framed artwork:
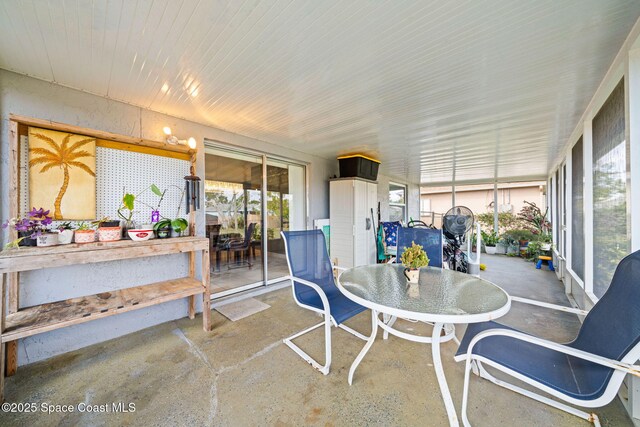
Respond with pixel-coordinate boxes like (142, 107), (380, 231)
(28, 127), (96, 220)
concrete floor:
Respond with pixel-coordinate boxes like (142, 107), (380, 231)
(0, 255), (633, 426)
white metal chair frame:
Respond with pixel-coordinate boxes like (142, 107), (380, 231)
(455, 297), (640, 427)
(281, 235), (367, 375)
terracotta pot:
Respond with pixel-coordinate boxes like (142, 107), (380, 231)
(74, 230), (96, 243)
(98, 226), (121, 242)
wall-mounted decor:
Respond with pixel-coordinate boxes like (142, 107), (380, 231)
(28, 127), (96, 220)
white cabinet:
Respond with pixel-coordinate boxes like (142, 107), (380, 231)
(329, 178), (378, 268)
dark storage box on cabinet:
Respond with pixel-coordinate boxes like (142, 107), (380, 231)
(337, 155), (380, 181)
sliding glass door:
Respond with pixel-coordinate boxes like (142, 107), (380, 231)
(205, 145), (306, 296)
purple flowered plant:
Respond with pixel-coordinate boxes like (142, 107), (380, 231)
(2, 207), (53, 240)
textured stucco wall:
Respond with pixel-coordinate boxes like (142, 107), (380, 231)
(0, 69), (336, 365)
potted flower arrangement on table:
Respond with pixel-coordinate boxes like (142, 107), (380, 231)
(2, 207), (53, 248)
(74, 221), (96, 243)
(401, 241), (430, 283)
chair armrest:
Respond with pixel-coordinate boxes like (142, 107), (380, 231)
(465, 328), (640, 378)
(288, 275), (331, 314)
(510, 296), (589, 316)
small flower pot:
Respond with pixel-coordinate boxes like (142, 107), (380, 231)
(36, 233), (59, 247)
(155, 226), (172, 239)
(56, 229), (74, 245)
(403, 268), (420, 284)
(17, 231), (37, 247)
(98, 226), (122, 242)
(485, 245), (497, 255)
(100, 220), (121, 228)
(74, 230), (96, 244)
(541, 243), (551, 251)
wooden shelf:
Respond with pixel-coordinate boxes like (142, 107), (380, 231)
(3, 277), (203, 342)
(0, 237), (209, 273)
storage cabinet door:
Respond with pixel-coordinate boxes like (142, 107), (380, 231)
(330, 180), (354, 268)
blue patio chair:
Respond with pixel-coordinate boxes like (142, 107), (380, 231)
(281, 230), (368, 375)
(396, 227), (444, 268)
(455, 250), (640, 426)
(384, 227), (455, 341)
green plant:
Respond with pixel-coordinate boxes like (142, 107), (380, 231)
(153, 219), (171, 230)
(75, 221), (94, 231)
(477, 211), (528, 234)
(171, 218), (189, 234)
(400, 241), (430, 270)
(518, 201), (552, 241)
(57, 221), (75, 231)
(481, 230), (498, 247)
(117, 192), (136, 223)
(525, 241), (544, 261)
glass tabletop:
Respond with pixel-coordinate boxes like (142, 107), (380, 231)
(337, 264), (510, 323)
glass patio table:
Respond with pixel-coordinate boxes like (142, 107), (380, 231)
(337, 264), (510, 427)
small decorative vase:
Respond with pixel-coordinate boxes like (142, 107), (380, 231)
(56, 229), (74, 244)
(74, 230), (96, 244)
(36, 233), (59, 247)
(155, 226), (171, 239)
(98, 226), (122, 242)
(404, 268), (420, 284)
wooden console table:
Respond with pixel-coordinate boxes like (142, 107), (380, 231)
(0, 236), (211, 401)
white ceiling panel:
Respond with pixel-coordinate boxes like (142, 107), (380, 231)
(1, 0), (638, 184)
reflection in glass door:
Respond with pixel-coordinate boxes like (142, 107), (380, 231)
(205, 149), (264, 295)
(265, 159), (306, 282)
(205, 145), (306, 297)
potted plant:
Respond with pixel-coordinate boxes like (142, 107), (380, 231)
(525, 241), (544, 261)
(481, 230), (498, 255)
(56, 221), (75, 244)
(74, 221), (96, 243)
(117, 192), (136, 239)
(36, 229), (59, 247)
(401, 241), (430, 284)
(2, 207), (53, 248)
(93, 217), (122, 242)
(153, 219), (172, 239)
(170, 218), (189, 237)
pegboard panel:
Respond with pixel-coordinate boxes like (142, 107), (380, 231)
(20, 143), (190, 225)
(96, 147), (189, 224)
(19, 135), (29, 215)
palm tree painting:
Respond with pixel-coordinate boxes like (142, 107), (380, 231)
(28, 127), (96, 220)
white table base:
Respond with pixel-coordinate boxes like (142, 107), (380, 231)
(348, 310), (460, 426)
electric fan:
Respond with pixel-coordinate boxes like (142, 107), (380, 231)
(442, 206), (474, 272)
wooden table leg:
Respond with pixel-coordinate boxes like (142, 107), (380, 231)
(188, 251), (196, 319)
(1, 273), (5, 400)
(6, 272), (18, 376)
(5, 342), (17, 377)
(202, 248), (211, 331)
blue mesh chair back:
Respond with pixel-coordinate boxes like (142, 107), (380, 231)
(562, 250), (640, 394)
(281, 230), (340, 307)
(456, 249), (640, 402)
(396, 227), (443, 268)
